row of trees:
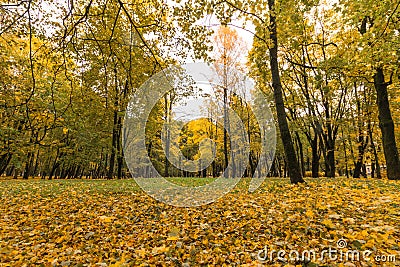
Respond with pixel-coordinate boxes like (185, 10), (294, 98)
(173, 0), (400, 181)
(0, 0), (168, 178)
(1, 0), (400, 180)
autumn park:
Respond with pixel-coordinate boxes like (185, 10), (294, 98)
(1, 0), (400, 266)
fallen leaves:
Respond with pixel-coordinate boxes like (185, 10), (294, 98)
(0, 178), (399, 266)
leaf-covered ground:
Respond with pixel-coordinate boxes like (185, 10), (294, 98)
(0, 178), (399, 267)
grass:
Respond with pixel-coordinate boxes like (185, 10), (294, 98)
(1, 176), (399, 196)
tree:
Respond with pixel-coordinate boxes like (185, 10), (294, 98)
(174, 0), (305, 183)
(56, 0), (171, 178)
(266, 0), (304, 183)
(278, 4), (351, 178)
(339, 0), (400, 179)
(212, 26), (247, 177)
(0, 0), (174, 179)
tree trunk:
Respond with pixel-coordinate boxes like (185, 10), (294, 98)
(353, 82), (369, 178)
(320, 129), (336, 178)
(7, 165), (14, 177)
(0, 153), (12, 176)
(353, 131), (368, 178)
(267, 0), (304, 184)
(342, 131), (349, 178)
(49, 149), (61, 180)
(223, 78), (229, 177)
(249, 152), (256, 177)
(108, 109), (118, 179)
(311, 135), (320, 178)
(23, 151), (34, 179)
(374, 67), (400, 180)
(164, 94), (172, 177)
(33, 149), (39, 177)
(117, 115), (123, 179)
(295, 132), (305, 176)
(368, 122), (381, 178)
(325, 141), (335, 177)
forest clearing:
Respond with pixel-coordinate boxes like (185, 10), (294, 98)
(2, 0), (400, 266)
(0, 178), (399, 266)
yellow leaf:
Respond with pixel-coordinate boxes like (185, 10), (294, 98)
(305, 210), (314, 217)
(152, 245), (168, 255)
(109, 260), (126, 267)
(364, 239), (375, 249)
(343, 218), (355, 224)
(55, 236), (65, 244)
(99, 215), (115, 223)
(135, 248), (146, 258)
(322, 219), (335, 229)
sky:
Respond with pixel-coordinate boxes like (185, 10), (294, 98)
(163, 1), (257, 122)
